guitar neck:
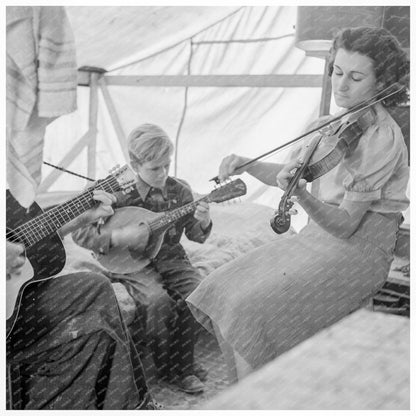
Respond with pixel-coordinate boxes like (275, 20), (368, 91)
(149, 195), (210, 233)
(11, 177), (121, 248)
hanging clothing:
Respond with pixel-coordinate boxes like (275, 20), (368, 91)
(6, 6), (77, 207)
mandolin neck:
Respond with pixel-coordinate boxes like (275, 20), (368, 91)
(149, 195), (210, 233)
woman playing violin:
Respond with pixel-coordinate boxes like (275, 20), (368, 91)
(186, 26), (409, 380)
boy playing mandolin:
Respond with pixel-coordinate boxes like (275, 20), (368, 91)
(72, 123), (212, 394)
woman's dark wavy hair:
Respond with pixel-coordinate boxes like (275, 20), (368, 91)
(327, 26), (409, 107)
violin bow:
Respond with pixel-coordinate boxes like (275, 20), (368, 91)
(210, 82), (406, 184)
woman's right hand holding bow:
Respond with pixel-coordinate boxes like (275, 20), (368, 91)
(218, 154), (251, 182)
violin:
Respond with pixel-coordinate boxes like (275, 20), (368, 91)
(269, 107), (376, 234)
(210, 82), (405, 235)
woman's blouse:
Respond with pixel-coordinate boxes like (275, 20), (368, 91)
(301, 103), (409, 214)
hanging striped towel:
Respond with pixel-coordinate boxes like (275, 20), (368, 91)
(6, 6), (77, 207)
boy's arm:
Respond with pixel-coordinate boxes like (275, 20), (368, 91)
(177, 182), (212, 243)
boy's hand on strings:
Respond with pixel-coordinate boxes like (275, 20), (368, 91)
(194, 201), (211, 229)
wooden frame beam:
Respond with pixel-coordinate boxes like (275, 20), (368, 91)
(102, 74), (323, 88)
(98, 77), (129, 161)
(87, 73), (100, 179)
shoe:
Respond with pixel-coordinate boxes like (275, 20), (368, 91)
(135, 395), (164, 410)
(144, 400), (164, 410)
(193, 363), (208, 381)
(174, 374), (205, 394)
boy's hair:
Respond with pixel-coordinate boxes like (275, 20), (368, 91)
(327, 26), (409, 107)
(127, 123), (174, 164)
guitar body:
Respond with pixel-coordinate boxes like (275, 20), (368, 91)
(6, 165), (137, 339)
(6, 190), (66, 336)
(96, 206), (168, 274)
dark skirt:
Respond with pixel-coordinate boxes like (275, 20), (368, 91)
(7, 272), (149, 409)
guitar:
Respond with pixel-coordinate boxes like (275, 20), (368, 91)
(96, 178), (247, 274)
(6, 165), (136, 338)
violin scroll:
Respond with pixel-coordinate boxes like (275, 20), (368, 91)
(270, 195), (293, 234)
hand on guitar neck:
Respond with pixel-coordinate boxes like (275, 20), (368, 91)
(6, 164), (137, 338)
(58, 190), (117, 238)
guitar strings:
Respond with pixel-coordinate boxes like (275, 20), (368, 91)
(6, 178), (115, 245)
(7, 176), (119, 245)
(10, 177), (233, 246)
(7, 175), (122, 247)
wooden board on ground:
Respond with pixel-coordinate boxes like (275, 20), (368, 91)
(204, 309), (409, 410)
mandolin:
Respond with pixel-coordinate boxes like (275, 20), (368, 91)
(96, 178), (247, 274)
(6, 165), (136, 338)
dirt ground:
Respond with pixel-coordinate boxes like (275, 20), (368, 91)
(147, 329), (230, 410)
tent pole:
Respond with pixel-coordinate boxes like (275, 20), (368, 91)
(319, 57), (332, 116)
(311, 57), (332, 203)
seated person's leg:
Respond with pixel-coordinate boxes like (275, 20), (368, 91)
(112, 267), (175, 379)
(161, 264), (206, 391)
(212, 322), (254, 384)
(7, 272), (149, 410)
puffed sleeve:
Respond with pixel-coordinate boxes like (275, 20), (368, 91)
(342, 121), (407, 202)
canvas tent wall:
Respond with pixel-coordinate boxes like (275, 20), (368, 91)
(40, 6), (324, 226)
(40, 5), (409, 231)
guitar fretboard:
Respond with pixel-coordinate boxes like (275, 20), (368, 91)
(149, 195), (210, 233)
(8, 176), (121, 248)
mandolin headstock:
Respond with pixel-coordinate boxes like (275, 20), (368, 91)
(208, 178), (247, 203)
